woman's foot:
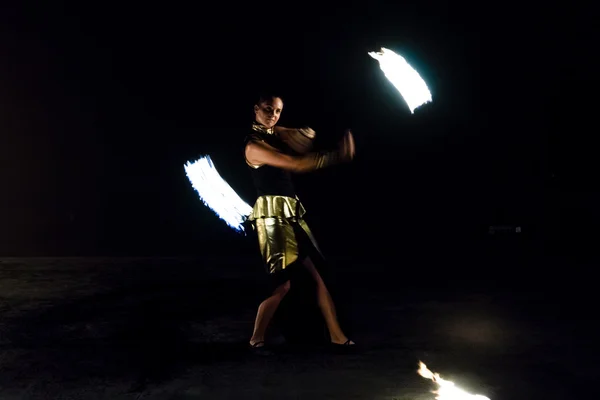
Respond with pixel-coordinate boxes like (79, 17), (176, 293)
(331, 339), (355, 346)
(329, 338), (357, 353)
(330, 334), (356, 346)
(248, 340), (273, 356)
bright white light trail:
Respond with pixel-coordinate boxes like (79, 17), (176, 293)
(368, 47), (432, 113)
(184, 155), (252, 232)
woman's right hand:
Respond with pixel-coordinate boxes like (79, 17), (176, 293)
(338, 129), (356, 162)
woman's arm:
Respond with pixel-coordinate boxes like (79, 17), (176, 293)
(274, 126), (316, 154)
(274, 126), (316, 139)
(245, 130), (355, 173)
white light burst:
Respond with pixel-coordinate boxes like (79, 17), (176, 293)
(184, 155), (252, 232)
(368, 47), (432, 113)
(418, 362), (491, 400)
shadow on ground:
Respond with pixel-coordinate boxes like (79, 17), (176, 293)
(0, 257), (356, 394)
(0, 256), (597, 399)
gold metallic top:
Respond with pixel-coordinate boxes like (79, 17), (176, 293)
(248, 195), (306, 221)
(252, 122), (274, 135)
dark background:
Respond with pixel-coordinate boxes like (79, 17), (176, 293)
(0, 2), (597, 270)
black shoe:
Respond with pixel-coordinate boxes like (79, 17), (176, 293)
(249, 341), (274, 356)
(328, 339), (358, 354)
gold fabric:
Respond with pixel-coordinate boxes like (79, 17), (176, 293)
(248, 195), (306, 220)
(249, 195), (322, 275)
(252, 122), (274, 135)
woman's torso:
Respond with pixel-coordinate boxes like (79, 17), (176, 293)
(245, 123), (296, 199)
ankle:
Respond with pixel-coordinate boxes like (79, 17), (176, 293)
(250, 337), (265, 346)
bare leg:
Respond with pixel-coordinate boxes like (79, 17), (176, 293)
(302, 257), (355, 345)
(249, 280), (291, 346)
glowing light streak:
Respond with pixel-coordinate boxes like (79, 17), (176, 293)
(418, 361), (491, 400)
(184, 155), (252, 232)
(368, 47), (432, 113)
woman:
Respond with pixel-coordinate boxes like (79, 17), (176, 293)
(244, 93), (356, 351)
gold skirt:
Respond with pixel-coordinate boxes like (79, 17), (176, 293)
(248, 195), (322, 275)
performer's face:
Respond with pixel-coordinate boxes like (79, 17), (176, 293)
(254, 97), (283, 129)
